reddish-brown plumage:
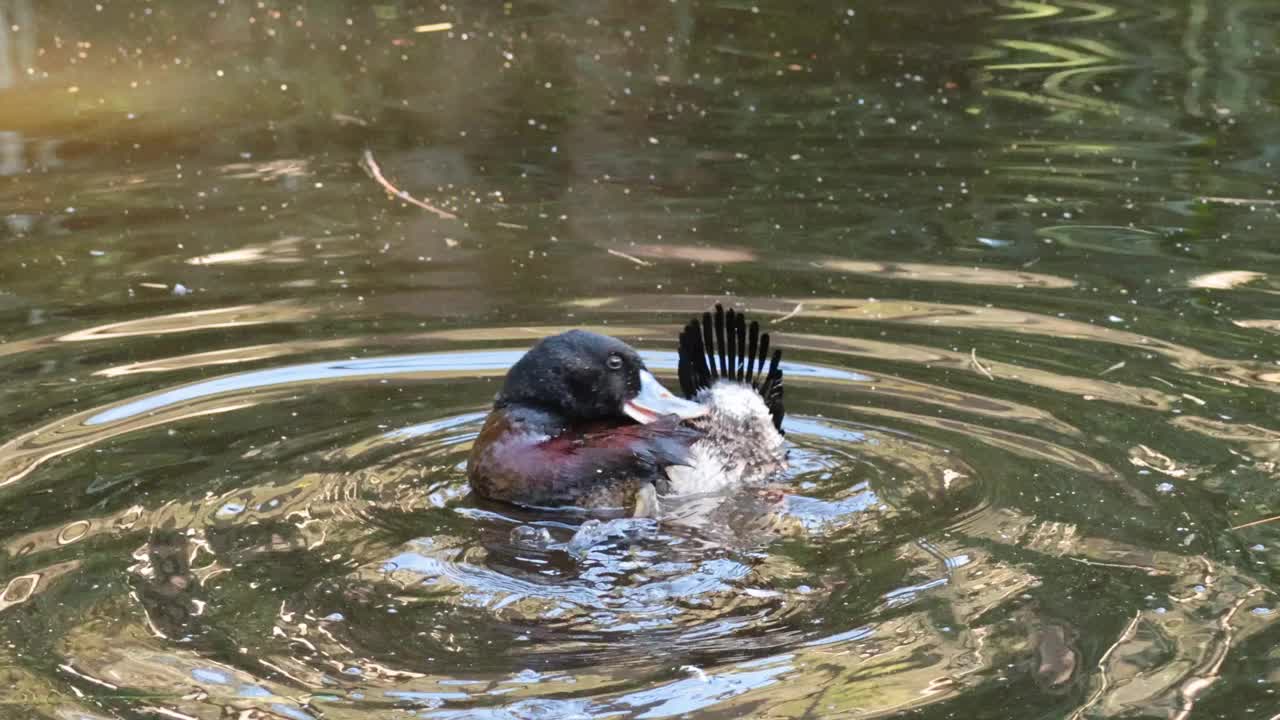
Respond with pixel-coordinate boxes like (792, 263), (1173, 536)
(467, 405), (701, 511)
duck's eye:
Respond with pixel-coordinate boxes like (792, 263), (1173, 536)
(606, 354), (624, 371)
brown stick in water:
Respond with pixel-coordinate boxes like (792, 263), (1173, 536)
(771, 303), (804, 324)
(606, 248), (652, 266)
(361, 149), (456, 220)
(971, 348), (995, 380)
(1230, 514), (1280, 531)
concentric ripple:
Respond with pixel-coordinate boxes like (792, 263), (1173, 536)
(3, 286), (1273, 720)
(0, 318), (1002, 714)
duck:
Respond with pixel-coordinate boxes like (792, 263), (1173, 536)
(466, 305), (787, 515)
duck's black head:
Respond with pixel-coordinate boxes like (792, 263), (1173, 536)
(497, 329), (705, 424)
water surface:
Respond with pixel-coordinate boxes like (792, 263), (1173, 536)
(1, 1), (1278, 718)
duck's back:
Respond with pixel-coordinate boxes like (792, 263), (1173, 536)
(666, 305), (788, 496)
(666, 381), (786, 495)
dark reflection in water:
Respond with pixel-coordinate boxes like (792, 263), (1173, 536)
(1, 0), (1279, 718)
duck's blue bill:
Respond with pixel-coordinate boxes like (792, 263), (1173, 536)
(624, 370), (709, 423)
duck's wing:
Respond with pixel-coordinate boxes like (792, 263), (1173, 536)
(677, 303), (785, 430)
(469, 411), (702, 506)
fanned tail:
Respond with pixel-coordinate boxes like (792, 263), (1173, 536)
(677, 303), (785, 431)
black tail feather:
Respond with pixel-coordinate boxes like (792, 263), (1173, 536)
(676, 303), (785, 431)
(737, 312), (747, 381)
(701, 311), (715, 380)
(760, 348), (784, 427)
(713, 306), (727, 376)
(725, 307), (737, 381)
(756, 332), (770, 389)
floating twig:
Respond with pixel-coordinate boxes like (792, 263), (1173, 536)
(1100, 361), (1125, 376)
(1199, 196), (1280, 206)
(1230, 515), (1280, 531)
(771, 303), (804, 324)
(1067, 556), (1165, 574)
(360, 149), (456, 220)
(606, 248), (651, 266)
(331, 112), (369, 127)
(970, 348), (995, 380)
(1068, 610), (1142, 720)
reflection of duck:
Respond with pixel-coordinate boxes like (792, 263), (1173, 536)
(467, 305), (786, 515)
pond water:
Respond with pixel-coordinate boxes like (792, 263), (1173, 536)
(1, 1), (1278, 718)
